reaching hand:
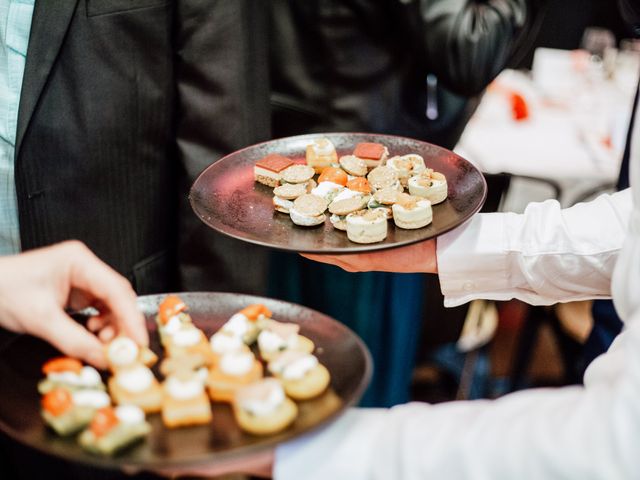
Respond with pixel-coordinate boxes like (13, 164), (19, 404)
(301, 239), (438, 274)
(0, 241), (147, 368)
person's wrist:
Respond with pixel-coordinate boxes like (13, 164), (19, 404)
(432, 238), (439, 274)
(409, 239), (437, 274)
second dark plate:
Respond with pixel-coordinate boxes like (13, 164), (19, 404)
(0, 292), (371, 470)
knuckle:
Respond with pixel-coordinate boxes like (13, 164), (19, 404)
(62, 239), (89, 255)
(116, 276), (136, 296)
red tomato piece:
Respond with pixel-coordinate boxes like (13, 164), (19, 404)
(158, 295), (187, 325)
(42, 388), (74, 417)
(239, 304), (272, 322)
(510, 92), (529, 121)
(318, 167), (348, 186)
(90, 407), (119, 437)
(42, 357), (83, 375)
(256, 154), (295, 173)
(354, 143), (385, 160)
(346, 177), (372, 193)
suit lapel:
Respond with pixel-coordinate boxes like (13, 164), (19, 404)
(15, 0), (79, 157)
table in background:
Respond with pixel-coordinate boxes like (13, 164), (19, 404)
(456, 47), (639, 210)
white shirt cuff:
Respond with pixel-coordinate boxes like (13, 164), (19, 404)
(274, 408), (386, 480)
(437, 212), (525, 307)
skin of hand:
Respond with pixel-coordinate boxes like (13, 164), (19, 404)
(301, 238), (438, 273)
(0, 240), (147, 368)
(142, 448), (274, 479)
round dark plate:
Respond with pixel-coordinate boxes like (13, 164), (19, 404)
(0, 292), (372, 469)
(190, 132), (487, 253)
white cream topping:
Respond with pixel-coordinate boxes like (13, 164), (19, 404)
(172, 327), (202, 347)
(163, 315), (183, 336)
(238, 380), (286, 417)
(311, 181), (343, 199)
(210, 331), (245, 355)
(281, 355), (319, 380)
(222, 313), (252, 337)
(116, 365), (154, 393)
(269, 351), (319, 380)
(196, 367), (209, 383)
(72, 390), (111, 409)
(115, 405), (145, 424)
(332, 188), (361, 203)
(165, 375), (204, 400)
(311, 138), (335, 157)
(107, 337), (139, 367)
(258, 329), (299, 354)
(79, 367), (103, 386)
(220, 351), (255, 376)
(48, 366), (102, 388)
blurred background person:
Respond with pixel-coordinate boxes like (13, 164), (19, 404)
(266, 0), (544, 407)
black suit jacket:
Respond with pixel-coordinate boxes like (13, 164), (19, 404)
(2, 3), (270, 478)
(15, 0), (271, 295)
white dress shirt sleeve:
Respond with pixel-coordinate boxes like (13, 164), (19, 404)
(437, 189), (633, 307)
(275, 316), (640, 480)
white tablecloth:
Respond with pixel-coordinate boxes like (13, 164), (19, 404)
(455, 49), (639, 208)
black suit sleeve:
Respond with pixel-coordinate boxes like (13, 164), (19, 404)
(174, 0), (270, 180)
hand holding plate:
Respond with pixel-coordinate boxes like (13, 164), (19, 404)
(301, 238), (438, 273)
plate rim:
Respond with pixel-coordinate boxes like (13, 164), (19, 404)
(189, 132), (488, 254)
